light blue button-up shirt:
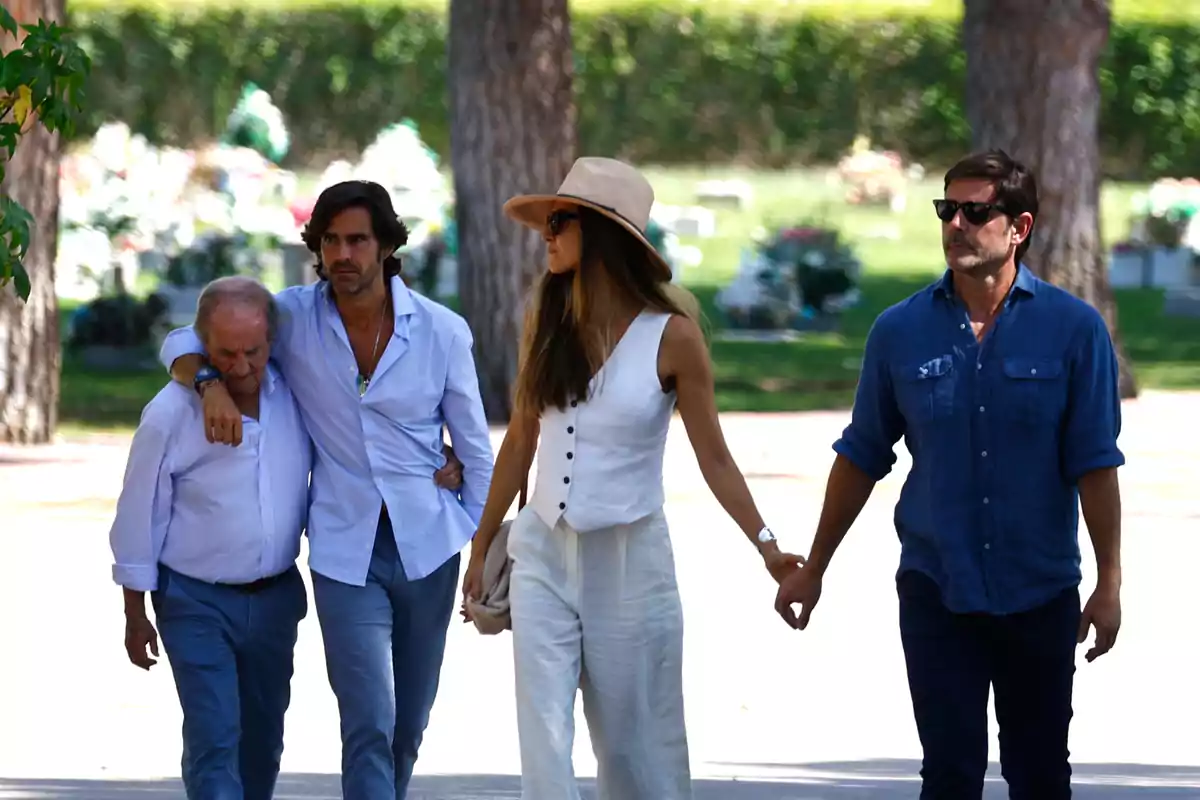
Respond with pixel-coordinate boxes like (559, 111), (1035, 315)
(110, 366), (313, 591)
(159, 277), (495, 586)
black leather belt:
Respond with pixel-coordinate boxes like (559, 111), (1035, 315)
(219, 567), (294, 593)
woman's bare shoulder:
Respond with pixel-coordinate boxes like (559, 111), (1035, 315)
(662, 312), (705, 350)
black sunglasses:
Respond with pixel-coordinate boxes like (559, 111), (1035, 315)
(933, 199), (1009, 226)
(546, 210), (579, 236)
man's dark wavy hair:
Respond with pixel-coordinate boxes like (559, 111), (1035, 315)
(301, 180), (410, 282)
(944, 149), (1039, 262)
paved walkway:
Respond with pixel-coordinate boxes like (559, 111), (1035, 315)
(1, 392), (1197, 798)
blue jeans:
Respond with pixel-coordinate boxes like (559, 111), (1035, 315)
(152, 564), (307, 800)
(898, 570), (1080, 800)
(312, 511), (460, 800)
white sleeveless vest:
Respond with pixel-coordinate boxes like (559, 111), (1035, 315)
(531, 311), (675, 532)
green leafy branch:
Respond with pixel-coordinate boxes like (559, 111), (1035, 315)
(0, 7), (90, 302)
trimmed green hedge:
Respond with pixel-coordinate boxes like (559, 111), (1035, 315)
(66, 3), (1200, 178)
(68, 0), (1200, 24)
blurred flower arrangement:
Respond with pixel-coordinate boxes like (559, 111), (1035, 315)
(58, 111), (302, 354)
(58, 119), (301, 302)
(1126, 178), (1200, 250)
(835, 135), (922, 213)
(223, 82), (290, 165)
(716, 224), (862, 330)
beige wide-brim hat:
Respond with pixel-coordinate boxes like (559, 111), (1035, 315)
(503, 156), (672, 283)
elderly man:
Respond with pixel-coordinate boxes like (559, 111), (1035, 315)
(158, 181), (495, 800)
(109, 276), (310, 800)
(775, 150), (1124, 799)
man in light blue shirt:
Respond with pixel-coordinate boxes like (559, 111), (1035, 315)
(111, 276), (311, 800)
(159, 181), (495, 800)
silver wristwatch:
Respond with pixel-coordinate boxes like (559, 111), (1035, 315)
(757, 526), (777, 545)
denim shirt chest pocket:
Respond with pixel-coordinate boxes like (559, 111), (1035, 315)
(893, 355), (957, 424)
(1000, 357), (1067, 424)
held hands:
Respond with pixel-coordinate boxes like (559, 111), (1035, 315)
(124, 612), (160, 670)
(774, 564), (822, 630)
(762, 547), (805, 585)
(758, 541), (809, 625)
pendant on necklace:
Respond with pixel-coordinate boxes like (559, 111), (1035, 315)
(357, 374), (370, 397)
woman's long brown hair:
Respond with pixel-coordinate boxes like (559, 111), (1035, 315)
(513, 207), (700, 418)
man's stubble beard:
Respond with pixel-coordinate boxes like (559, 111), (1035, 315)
(945, 240), (1013, 280)
(331, 259), (386, 298)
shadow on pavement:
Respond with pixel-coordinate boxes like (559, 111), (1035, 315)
(2, 761), (1199, 799)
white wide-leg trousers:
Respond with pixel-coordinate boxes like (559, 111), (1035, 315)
(508, 506), (692, 800)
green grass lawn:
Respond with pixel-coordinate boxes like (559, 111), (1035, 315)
(57, 167), (1200, 431)
(645, 167), (1200, 411)
(59, 354), (166, 432)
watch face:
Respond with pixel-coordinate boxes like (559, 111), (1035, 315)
(195, 368), (221, 391)
(758, 527), (775, 542)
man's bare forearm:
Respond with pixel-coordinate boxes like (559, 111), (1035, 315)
(169, 354), (208, 388)
(123, 587), (149, 619)
(808, 454), (878, 576)
(1078, 467), (1122, 589)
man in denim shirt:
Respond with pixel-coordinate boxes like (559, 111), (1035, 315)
(774, 150), (1124, 799)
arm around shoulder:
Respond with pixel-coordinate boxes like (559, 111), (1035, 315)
(159, 285), (305, 385)
(159, 327), (207, 385)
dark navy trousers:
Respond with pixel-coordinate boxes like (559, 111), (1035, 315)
(898, 570), (1080, 800)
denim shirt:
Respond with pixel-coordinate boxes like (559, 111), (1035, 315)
(834, 266), (1125, 615)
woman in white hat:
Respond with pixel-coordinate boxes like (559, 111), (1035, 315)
(462, 157), (801, 800)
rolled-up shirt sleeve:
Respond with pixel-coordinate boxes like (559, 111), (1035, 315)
(440, 317), (495, 525)
(1062, 310), (1125, 482)
(109, 404), (176, 591)
(159, 325), (206, 374)
(832, 316), (904, 481)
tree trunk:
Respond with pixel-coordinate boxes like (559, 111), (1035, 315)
(0, 0), (63, 443)
(448, 0), (576, 422)
(962, 0), (1137, 399)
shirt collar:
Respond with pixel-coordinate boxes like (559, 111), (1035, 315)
(1012, 262), (1039, 296)
(388, 275), (416, 322)
(932, 262), (1039, 301)
(261, 363), (279, 395)
(321, 274), (416, 327)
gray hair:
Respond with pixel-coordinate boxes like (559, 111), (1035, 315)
(194, 276), (279, 344)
